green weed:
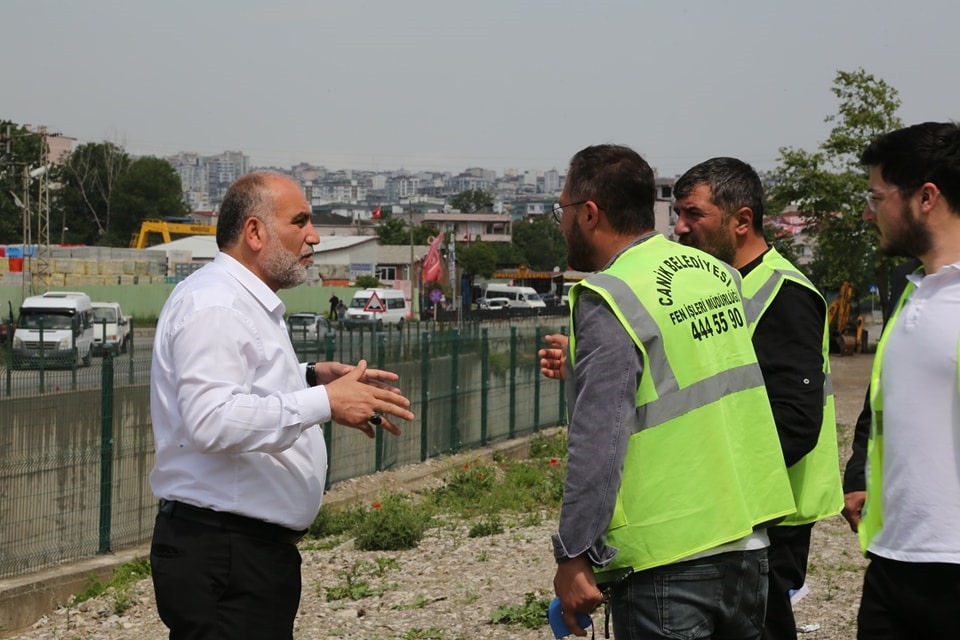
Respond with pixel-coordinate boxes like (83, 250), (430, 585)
(309, 502), (367, 538)
(490, 591), (552, 629)
(353, 494), (433, 551)
(468, 516), (504, 538)
(72, 558), (152, 615)
(397, 628), (446, 640)
(323, 558), (399, 601)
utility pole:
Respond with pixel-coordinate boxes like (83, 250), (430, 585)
(1, 124), (58, 295)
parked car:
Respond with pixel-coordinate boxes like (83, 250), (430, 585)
(482, 284), (546, 309)
(12, 291), (95, 368)
(540, 292), (560, 306)
(343, 288), (410, 328)
(0, 302), (14, 349)
(286, 312), (335, 343)
(91, 301), (132, 355)
(477, 297), (510, 311)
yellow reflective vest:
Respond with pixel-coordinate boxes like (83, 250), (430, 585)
(571, 235), (796, 576)
(740, 248), (843, 525)
(859, 281), (917, 554)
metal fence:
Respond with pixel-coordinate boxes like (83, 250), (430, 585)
(0, 319), (568, 580)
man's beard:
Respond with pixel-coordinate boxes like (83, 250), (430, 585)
(263, 225), (308, 289)
(879, 201), (931, 259)
(565, 221), (593, 272)
(679, 222), (736, 266)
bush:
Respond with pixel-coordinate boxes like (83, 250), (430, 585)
(308, 502), (367, 538)
(528, 432), (568, 460)
(468, 516), (504, 538)
(72, 558), (152, 614)
(490, 591), (552, 629)
(432, 462), (497, 514)
(353, 494), (432, 551)
(354, 275), (380, 288)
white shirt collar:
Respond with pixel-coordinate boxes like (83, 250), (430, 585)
(213, 252), (285, 317)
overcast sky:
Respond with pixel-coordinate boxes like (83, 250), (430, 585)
(4, 0), (958, 177)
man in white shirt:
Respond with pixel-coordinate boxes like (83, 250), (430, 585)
(857, 122), (960, 640)
(149, 172), (414, 639)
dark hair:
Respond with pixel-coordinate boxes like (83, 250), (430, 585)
(860, 121), (960, 214)
(674, 157), (765, 232)
(215, 172), (277, 249)
(565, 144), (656, 233)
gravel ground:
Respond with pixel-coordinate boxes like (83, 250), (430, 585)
(6, 353), (874, 640)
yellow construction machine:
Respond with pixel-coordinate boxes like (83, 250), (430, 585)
(826, 281), (865, 355)
(130, 219), (216, 248)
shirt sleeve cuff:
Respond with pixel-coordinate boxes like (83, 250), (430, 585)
(289, 385), (332, 427)
(552, 533), (618, 566)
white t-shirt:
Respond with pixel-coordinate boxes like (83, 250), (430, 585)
(870, 261), (960, 563)
(150, 252), (330, 530)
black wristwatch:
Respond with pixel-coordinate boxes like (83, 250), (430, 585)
(305, 362), (317, 387)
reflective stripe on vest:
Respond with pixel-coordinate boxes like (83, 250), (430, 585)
(859, 280), (918, 554)
(587, 272), (769, 430)
(741, 249), (842, 525)
(742, 267), (807, 328)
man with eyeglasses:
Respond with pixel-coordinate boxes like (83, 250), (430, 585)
(671, 157), (842, 640)
(547, 144), (795, 638)
(852, 122), (960, 640)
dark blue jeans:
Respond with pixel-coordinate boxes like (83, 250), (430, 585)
(609, 548), (769, 640)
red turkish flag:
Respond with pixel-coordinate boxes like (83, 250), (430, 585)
(422, 232), (444, 284)
(372, 205), (381, 219)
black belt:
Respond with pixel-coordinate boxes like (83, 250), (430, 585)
(159, 500), (308, 545)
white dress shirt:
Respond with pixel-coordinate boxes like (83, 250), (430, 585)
(150, 252), (330, 530)
(871, 260), (960, 563)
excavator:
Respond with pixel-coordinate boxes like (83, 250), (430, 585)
(826, 281), (865, 355)
(130, 218), (216, 249)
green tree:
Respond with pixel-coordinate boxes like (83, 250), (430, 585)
(510, 218), (567, 271)
(457, 241), (498, 279)
(763, 226), (803, 272)
(0, 120), (51, 244)
(768, 68), (903, 314)
(110, 156), (190, 246)
(375, 217), (409, 244)
(449, 189), (494, 213)
(492, 240), (525, 267)
(59, 141), (130, 245)
(354, 275), (380, 288)
(376, 216), (438, 246)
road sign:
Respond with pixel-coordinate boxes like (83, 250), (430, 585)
(363, 292), (386, 312)
(429, 288), (444, 303)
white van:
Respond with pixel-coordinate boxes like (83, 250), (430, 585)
(560, 281), (576, 306)
(12, 291), (95, 367)
(343, 288), (411, 327)
(483, 284), (546, 309)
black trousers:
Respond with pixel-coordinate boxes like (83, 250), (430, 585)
(762, 523), (813, 640)
(150, 505), (303, 640)
(857, 554), (960, 640)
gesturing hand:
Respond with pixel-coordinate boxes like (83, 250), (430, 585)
(324, 360), (414, 438)
(539, 333), (569, 381)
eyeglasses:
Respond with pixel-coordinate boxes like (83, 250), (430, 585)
(864, 187), (899, 213)
(551, 200), (587, 223)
